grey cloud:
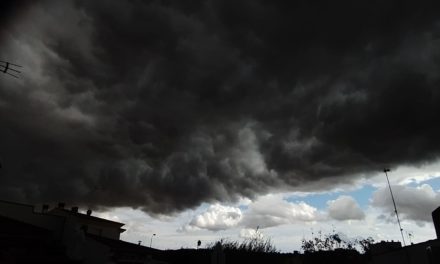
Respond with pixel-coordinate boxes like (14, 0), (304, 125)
(1, 0), (440, 214)
(371, 184), (440, 222)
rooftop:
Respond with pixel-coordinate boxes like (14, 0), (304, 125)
(50, 207), (125, 227)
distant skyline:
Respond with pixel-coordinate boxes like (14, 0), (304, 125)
(1, 0), (440, 252)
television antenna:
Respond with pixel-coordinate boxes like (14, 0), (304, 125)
(0, 60), (22, 78)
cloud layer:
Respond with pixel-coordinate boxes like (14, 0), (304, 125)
(1, 1), (440, 214)
(183, 194), (368, 232)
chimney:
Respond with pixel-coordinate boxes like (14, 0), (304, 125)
(87, 209), (92, 216)
(42, 204), (49, 213)
(58, 202), (65, 209)
(432, 206), (440, 239)
(71, 206), (79, 213)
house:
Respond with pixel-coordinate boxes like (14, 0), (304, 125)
(432, 206), (440, 239)
(48, 202), (125, 240)
(0, 199), (67, 241)
(0, 200), (125, 241)
(0, 199), (165, 264)
(0, 214), (73, 263)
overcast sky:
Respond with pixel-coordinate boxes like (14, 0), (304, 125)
(1, 0), (440, 252)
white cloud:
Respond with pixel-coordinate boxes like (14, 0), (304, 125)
(241, 194), (321, 228)
(182, 204), (242, 231)
(181, 194), (321, 232)
(371, 184), (440, 222)
(327, 195), (365, 221)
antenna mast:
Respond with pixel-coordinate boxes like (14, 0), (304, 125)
(383, 168), (406, 246)
(0, 60), (22, 78)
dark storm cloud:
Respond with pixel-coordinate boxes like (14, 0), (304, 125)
(1, 0), (440, 214)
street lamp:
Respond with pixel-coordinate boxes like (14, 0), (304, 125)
(150, 233), (156, 248)
(383, 168), (406, 246)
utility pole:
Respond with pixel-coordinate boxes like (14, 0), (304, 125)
(383, 168), (406, 246)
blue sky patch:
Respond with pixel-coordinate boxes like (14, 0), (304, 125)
(286, 185), (377, 210)
(407, 177), (440, 191)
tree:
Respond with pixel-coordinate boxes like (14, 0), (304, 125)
(356, 237), (375, 254)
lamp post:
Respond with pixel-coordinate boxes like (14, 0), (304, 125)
(150, 233), (156, 248)
(383, 168), (406, 246)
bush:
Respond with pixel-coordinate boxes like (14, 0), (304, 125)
(301, 231), (374, 254)
(207, 237), (277, 253)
